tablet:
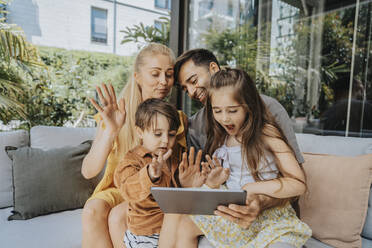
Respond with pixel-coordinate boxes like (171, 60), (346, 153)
(151, 187), (246, 215)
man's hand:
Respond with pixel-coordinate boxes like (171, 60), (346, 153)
(214, 191), (261, 229)
(179, 147), (207, 187)
(148, 149), (172, 182)
(204, 155), (229, 189)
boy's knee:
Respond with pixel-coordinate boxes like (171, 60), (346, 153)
(108, 202), (128, 226)
(83, 199), (111, 222)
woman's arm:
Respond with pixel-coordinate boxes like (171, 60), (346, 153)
(81, 83), (126, 179)
(81, 121), (117, 179)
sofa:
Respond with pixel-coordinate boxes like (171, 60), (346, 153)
(1, 125), (372, 248)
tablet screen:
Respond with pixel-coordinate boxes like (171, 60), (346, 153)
(151, 187), (246, 215)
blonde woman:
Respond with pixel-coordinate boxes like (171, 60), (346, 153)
(81, 43), (187, 248)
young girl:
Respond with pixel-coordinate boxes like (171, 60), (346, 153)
(165, 68), (312, 248)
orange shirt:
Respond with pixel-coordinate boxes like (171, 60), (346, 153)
(114, 145), (180, 236)
(90, 111), (187, 198)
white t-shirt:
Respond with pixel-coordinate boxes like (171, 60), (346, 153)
(213, 144), (278, 190)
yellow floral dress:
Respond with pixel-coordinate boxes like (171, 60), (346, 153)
(190, 144), (311, 248)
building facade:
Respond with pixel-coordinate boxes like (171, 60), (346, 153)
(6, 0), (170, 55)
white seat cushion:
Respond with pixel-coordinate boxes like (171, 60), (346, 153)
(0, 207), (82, 248)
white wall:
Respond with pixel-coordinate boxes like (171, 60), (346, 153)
(7, 0), (169, 56)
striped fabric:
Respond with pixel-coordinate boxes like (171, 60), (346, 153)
(124, 230), (159, 248)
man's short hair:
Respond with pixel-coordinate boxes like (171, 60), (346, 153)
(135, 98), (180, 132)
(174, 49), (220, 85)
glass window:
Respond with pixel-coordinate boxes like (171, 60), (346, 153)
(0, 3), (6, 22)
(155, 0), (171, 10)
(199, 0), (214, 18)
(91, 7), (107, 44)
(154, 20), (162, 31)
(227, 0), (233, 17)
(186, 0), (372, 137)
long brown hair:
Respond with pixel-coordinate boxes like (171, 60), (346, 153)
(205, 68), (305, 203)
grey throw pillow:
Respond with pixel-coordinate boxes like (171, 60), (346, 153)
(5, 140), (99, 220)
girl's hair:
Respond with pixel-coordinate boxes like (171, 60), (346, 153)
(115, 43), (176, 155)
(205, 68), (305, 204)
(135, 98), (180, 132)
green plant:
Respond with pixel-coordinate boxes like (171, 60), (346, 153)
(1, 46), (134, 129)
(121, 16), (170, 47)
(0, 0), (43, 119)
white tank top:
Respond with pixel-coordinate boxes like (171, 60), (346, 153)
(213, 144), (279, 190)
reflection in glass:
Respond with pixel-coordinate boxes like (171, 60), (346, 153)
(186, 0), (372, 137)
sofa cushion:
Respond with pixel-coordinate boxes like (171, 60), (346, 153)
(30, 126), (96, 150)
(5, 141), (99, 220)
(0, 130), (29, 208)
(299, 153), (372, 248)
(295, 133), (372, 156)
(362, 187), (372, 240)
(0, 207), (81, 248)
(362, 237), (372, 248)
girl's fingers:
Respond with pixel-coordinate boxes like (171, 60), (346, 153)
(216, 205), (245, 219)
(163, 149), (172, 161)
(214, 209), (245, 224)
(102, 83), (113, 104)
(228, 203), (254, 215)
(96, 86), (107, 106)
(213, 156), (222, 167)
(201, 162), (209, 174)
(188, 147), (195, 166)
(89, 98), (103, 113)
(206, 155), (215, 169)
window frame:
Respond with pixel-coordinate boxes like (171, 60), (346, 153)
(91, 6), (108, 44)
(155, 0), (171, 10)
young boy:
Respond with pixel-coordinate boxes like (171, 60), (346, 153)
(113, 98), (206, 248)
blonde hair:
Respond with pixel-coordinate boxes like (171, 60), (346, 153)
(115, 43), (176, 155)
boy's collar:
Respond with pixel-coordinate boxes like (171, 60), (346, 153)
(134, 145), (153, 158)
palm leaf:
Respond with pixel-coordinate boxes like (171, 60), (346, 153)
(0, 94), (26, 119)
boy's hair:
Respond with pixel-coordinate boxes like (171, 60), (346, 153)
(174, 49), (220, 85)
(135, 98), (180, 132)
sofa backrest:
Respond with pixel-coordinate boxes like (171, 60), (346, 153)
(30, 126), (96, 150)
(295, 133), (372, 156)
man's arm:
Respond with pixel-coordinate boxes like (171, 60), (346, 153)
(260, 94), (304, 164)
(187, 107), (207, 152)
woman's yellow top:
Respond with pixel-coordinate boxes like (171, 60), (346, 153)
(89, 111), (188, 204)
